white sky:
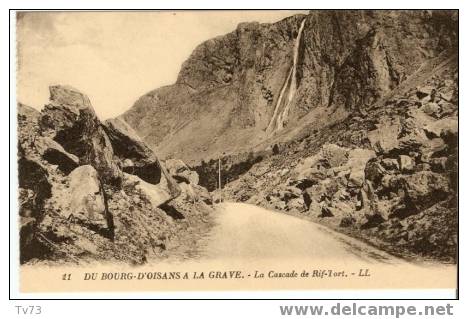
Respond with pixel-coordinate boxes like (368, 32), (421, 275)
(17, 10), (306, 119)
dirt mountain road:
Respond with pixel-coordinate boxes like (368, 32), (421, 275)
(201, 202), (401, 264)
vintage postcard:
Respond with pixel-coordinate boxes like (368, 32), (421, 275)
(14, 10), (458, 294)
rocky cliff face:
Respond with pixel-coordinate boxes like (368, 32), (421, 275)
(18, 86), (213, 265)
(121, 10), (457, 164)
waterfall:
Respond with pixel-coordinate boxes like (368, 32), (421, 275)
(266, 68), (293, 133)
(276, 19), (306, 130)
(266, 18), (306, 134)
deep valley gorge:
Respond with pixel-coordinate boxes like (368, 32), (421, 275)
(18, 10), (458, 266)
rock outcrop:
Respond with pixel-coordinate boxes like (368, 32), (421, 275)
(40, 86), (122, 186)
(165, 159), (213, 205)
(67, 165), (108, 225)
(17, 86), (213, 265)
(38, 137), (80, 174)
(165, 159), (199, 185)
(103, 117), (181, 201)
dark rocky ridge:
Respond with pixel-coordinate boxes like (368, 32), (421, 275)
(18, 86), (213, 265)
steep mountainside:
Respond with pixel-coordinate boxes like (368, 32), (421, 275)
(221, 52), (458, 262)
(121, 10), (457, 165)
(119, 10), (458, 263)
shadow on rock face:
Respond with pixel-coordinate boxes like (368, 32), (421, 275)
(122, 162), (162, 184)
(159, 203), (185, 220)
(18, 157), (52, 217)
(42, 148), (79, 175)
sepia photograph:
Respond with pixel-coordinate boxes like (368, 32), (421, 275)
(13, 9), (458, 294)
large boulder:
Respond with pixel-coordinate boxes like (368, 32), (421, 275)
(294, 153), (328, 183)
(37, 137), (79, 174)
(294, 145), (374, 190)
(123, 173), (177, 208)
(39, 85), (122, 186)
(103, 118), (181, 202)
(400, 171), (451, 210)
(192, 184), (213, 205)
(364, 159), (387, 184)
(422, 102), (440, 117)
(103, 118), (153, 159)
(346, 148), (376, 187)
(49, 84), (93, 108)
(165, 159), (199, 185)
(367, 117), (401, 154)
(422, 117), (458, 138)
(68, 165), (108, 226)
(178, 183), (197, 203)
(287, 197), (306, 212)
(321, 143), (349, 167)
(103, 118), (160, 183)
